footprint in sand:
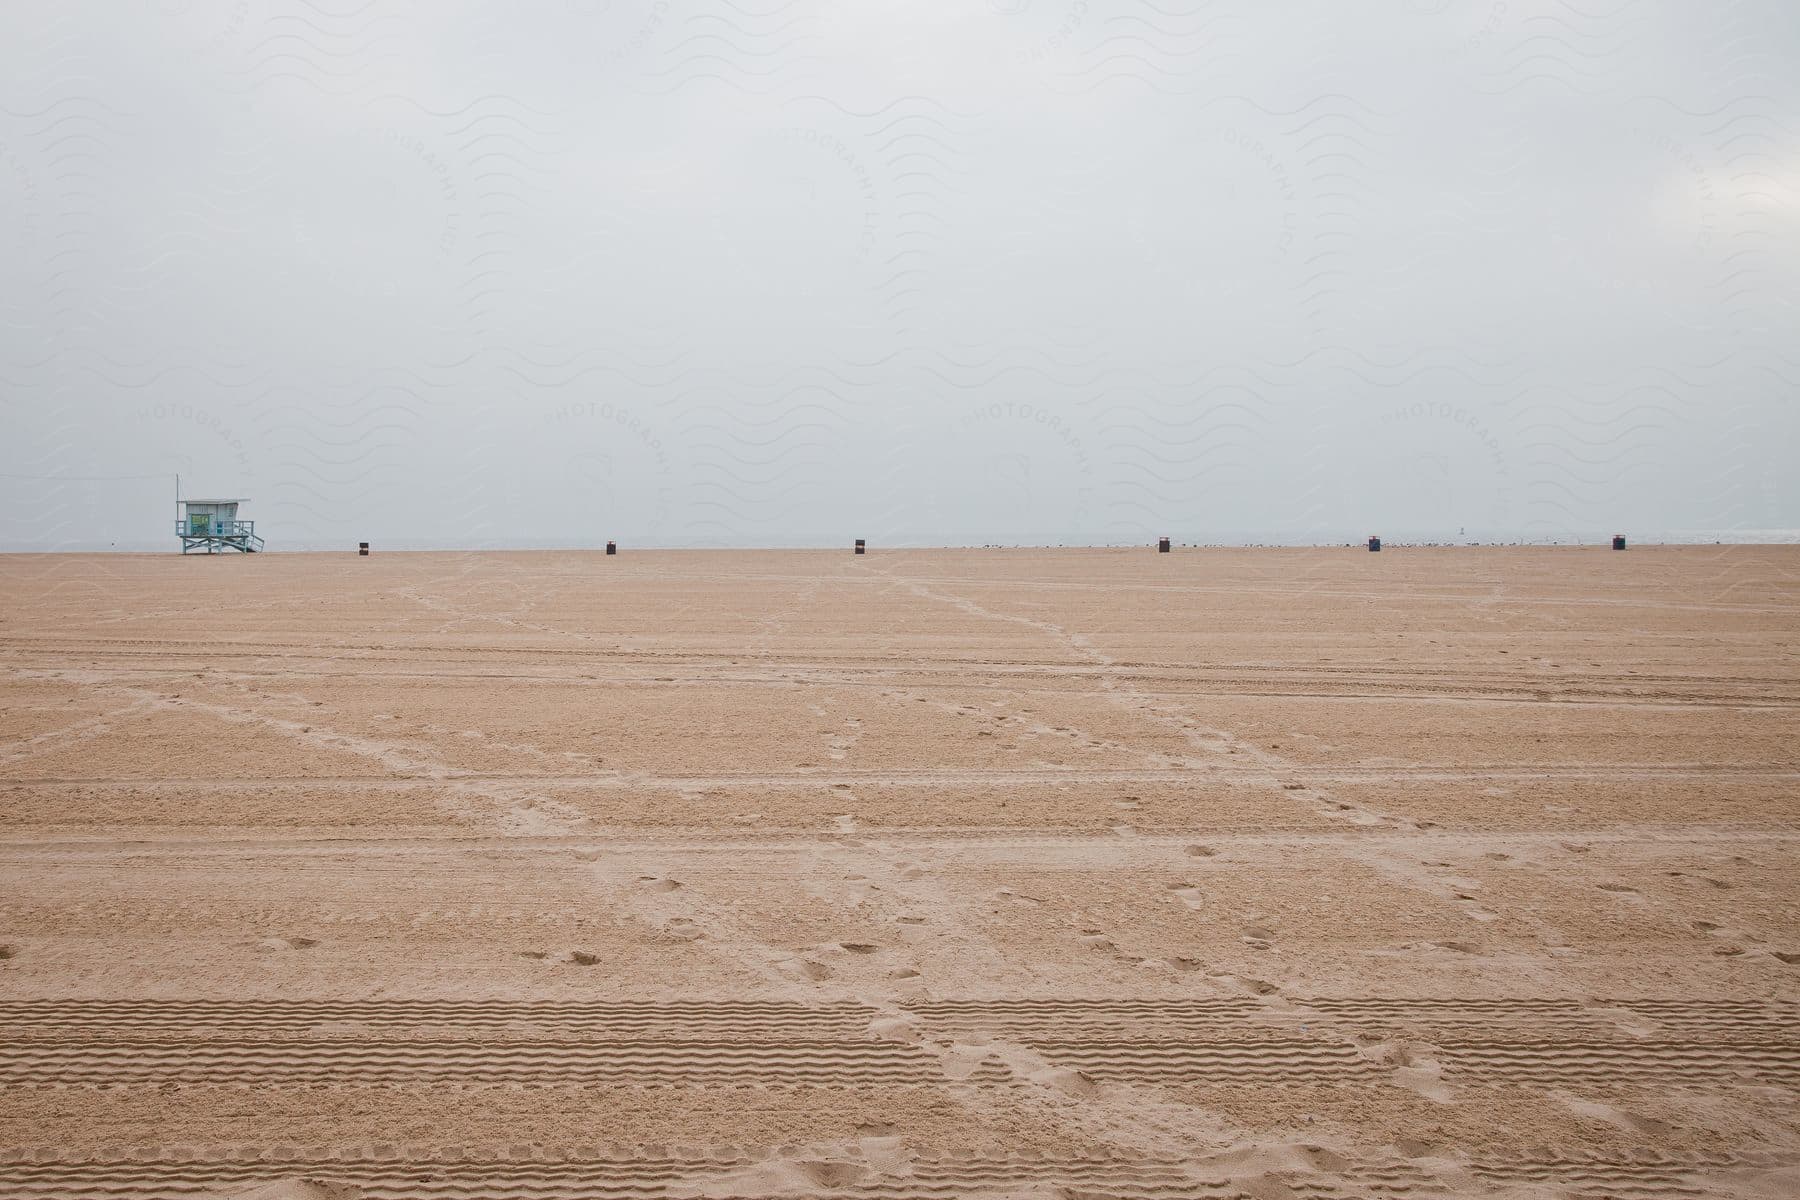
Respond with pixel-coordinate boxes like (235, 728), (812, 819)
(937, 1041), (995, 1080)
(1384, 1043), (1453, 1103)
(227, 1180), (362, 1200)
(867, 1016), (919, 1042)
(782, 957), (833, 982)
(1029, 1065), (1100, 1097)
(699, 1159), (867, 1196)
(1168, 884), (1205, 910)
(1216, 974), (1279, 996)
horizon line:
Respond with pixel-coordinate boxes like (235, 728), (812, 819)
(6, 537), (1800, 557)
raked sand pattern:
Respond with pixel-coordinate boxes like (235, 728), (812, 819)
(0, 547), (1797, 1199)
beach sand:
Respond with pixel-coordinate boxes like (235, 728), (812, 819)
(0, 546), (1796, 1198)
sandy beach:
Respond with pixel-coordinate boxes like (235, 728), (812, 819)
(0, 546), (1796, 1199)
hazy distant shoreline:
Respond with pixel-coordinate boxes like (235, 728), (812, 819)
(7, 536), (1799, 556)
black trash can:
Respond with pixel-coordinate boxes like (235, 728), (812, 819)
(1158, 537), (1170, 553)
(1612, 534), (1626, 550)
(1368, 536), (1382, 552)
(358, 542), (369, 556)
(854, 539), (865, 555)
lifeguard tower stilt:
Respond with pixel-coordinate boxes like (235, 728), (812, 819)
(177, 498), (263, 553)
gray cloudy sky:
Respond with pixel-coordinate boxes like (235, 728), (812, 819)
(2, 0), (1796, 549)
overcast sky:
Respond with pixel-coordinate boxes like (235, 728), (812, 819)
(2, 0), (1796, 549)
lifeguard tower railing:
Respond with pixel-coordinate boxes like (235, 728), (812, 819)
(175, 519), (264, 554)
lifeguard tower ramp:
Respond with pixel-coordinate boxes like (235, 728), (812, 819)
(178, 499), (263, 554)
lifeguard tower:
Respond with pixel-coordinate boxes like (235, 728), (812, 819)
(177, 498), (263, 554)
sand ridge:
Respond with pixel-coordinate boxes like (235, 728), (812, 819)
(0, 546), (1796, 1198)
